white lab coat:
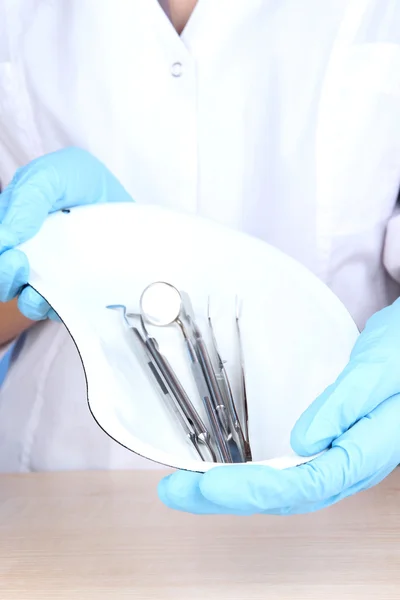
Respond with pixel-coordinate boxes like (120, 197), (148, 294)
(1, 0), (400, 471)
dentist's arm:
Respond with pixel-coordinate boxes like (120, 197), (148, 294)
(0, 299), (32, 346)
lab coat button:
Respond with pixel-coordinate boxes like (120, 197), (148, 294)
(171, 62), (183, 77)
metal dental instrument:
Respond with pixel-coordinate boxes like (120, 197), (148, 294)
(207, 298), (249, 463)
(106, 304), (207, 461)
(129, 330), (204, 460)
(177, 316), (231, 463)
(235, 297), (252, 461)
(180, 292), (231, 434)
(139, 282), (232, 463)
(134, 312), (216, 463)
(181, 293), (244, 463)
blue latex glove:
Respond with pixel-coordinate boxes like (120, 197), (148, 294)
(0, 147), (133, 320)
(159, 300), (400, 515)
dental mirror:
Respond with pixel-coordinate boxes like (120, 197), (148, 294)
(140, 281), (183, 326)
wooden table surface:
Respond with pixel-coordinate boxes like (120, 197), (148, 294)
(0, 469), (399, 599)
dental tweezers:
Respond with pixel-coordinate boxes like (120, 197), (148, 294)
(207, 298), (251, 462)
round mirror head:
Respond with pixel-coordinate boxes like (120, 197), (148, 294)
(140, 281), (182, 326)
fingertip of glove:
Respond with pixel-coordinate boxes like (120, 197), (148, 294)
(289, 387), (338, 456)
(18, 287), (50, 321)
(290, 425), (332, 456)
(158, 471), (203, 507)
(290, 426), (316, 457)
(47, 308), (62, 322)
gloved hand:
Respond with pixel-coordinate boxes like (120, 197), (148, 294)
(0, 147), (133, 320)
(158, 299), (400, 515)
